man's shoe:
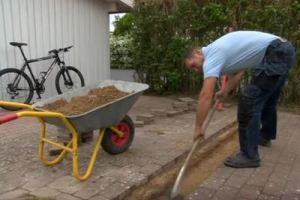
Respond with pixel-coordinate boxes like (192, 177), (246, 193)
(224, 152), (260, 168)
(259, 138), (271, 147)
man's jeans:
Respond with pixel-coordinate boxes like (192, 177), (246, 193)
(238, 39), (296, 159)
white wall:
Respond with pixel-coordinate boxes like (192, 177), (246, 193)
(0, 0), (111, 100)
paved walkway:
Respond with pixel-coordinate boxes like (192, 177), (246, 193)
(0, 96), (236, 200)
(188, 112), (300, 200)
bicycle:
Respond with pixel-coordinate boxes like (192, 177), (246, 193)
(0, 42), (85, 110)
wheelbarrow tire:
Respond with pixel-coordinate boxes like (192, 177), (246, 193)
(102, 115), (135, 155)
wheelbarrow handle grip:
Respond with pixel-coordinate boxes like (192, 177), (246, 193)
(0, 113), (18, 125)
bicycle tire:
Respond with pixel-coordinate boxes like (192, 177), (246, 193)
(55, 66), (85, 94)
(0, 68), (34, 110)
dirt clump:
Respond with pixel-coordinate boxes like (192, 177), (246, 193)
(41, 86), (129, 115)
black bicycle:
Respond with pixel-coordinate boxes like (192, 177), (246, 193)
(0, 42), (85, 110)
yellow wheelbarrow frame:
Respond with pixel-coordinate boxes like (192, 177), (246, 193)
(0, 100), (125, 181)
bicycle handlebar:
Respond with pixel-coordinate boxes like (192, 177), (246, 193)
(48, 45), (73, 55)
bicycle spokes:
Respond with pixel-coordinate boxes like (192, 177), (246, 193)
(57, 68), (84, 93)
(0, 72), (31, 102)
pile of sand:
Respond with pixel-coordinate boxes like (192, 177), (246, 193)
(41, 86), (129, 115)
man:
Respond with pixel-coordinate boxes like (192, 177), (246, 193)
(184, 31), (296, 168)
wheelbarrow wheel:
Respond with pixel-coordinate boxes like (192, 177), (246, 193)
(102, 115), (135, 155)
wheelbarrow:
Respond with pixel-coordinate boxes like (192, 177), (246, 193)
(0, 80), (149, 181)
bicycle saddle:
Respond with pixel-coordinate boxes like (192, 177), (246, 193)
(10, 42), (28, 47)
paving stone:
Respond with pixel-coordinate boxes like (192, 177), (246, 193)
(166, 110), (183, 117)
(48, 176), (83, 194)
(22, 176), (55, 192)
(73, 177), (114, 199)
(201, 176), (226, 190)
(0, 172), (27, 194)
(232, 168), (255, 178)
(288, 168), (300, 182)
(136, 114), (154, 124)
(211, 166), (235, 179)
(188, 187), (215, 200)
(151, 109), (167, 117)
(30, 187), (61, 198)
(89, 195), (109, 200)
(247, 173), (269, 187)
(105, 165), (146, 186)
(281, 193), (300, 200)
(98, 181), (128, 199)
(285, 180), (300, 194)
(172, 101), (189, 111)
(138, 163), (162, 176)
(225, 174), (249, 189)
(212, 185), (239, 200)
(177, 97), (195, 103)
(0, 189), (28, 200)
(262, 181), (286, 197)
(55, 193), (82, 200)
(236, 185), (262, 200)
(257, 194), (280, 200)
(134, 120), (144, 127)
(188, 103), (198, 111)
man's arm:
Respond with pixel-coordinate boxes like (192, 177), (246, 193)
(215, 71), (244, 101)
(194, 77), (217, 141)
(224, 71), (244, 95)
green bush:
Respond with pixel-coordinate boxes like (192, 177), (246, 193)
(110, 34), (133, 69)
(112, 0), (300, 103)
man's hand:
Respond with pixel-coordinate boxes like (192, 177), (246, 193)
(215, 90), (229, 102)
(193, 126), (204, 141)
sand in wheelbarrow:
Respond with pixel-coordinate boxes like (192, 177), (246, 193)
(41, 86), (130, 115)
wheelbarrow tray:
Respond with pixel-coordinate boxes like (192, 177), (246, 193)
(33, 80), (149, 133)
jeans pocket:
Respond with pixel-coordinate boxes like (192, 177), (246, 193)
(251, 73), (280, 91)
(263, 40), (291, 75)
(238, 85), (262, 127)
(238, 95), (254, 127)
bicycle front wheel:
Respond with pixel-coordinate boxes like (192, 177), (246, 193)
(55, 66), (85, 94)
(0, 68), (34, 110)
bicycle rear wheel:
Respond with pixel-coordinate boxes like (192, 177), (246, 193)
(55, 66), (85, 94)
(0, 68), (34, 110)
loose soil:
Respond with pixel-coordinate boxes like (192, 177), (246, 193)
(125, 126), (239, 200)
(41, 86), (129, 115)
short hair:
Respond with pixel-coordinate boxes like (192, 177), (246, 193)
(183, 47), (200, 60)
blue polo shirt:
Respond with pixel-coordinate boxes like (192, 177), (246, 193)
(202, 31), (279, 78)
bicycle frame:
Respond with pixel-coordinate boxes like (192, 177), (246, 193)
(11, 48), (68, 98)
(23, 56), (60, 84)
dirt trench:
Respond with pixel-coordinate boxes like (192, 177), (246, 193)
(124, 124), (239, 200)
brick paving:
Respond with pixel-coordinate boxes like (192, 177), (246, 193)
(188, 112), (300, 200)
(0, 96), (236, 200)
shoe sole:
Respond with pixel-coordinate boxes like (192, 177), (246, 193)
(224, 161), (261, 168)
(259, 143), (271, 147)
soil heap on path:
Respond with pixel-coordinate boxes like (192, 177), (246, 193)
(41, 86), (129, 115)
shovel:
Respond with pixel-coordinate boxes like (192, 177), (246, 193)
(170, 100), (219, 199)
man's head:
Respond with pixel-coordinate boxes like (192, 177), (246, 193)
(184, 47), (204, 73)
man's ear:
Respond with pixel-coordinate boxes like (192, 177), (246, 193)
(194, 48), (201, 55)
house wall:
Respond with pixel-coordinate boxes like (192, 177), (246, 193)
(0, 0), (111, 100)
